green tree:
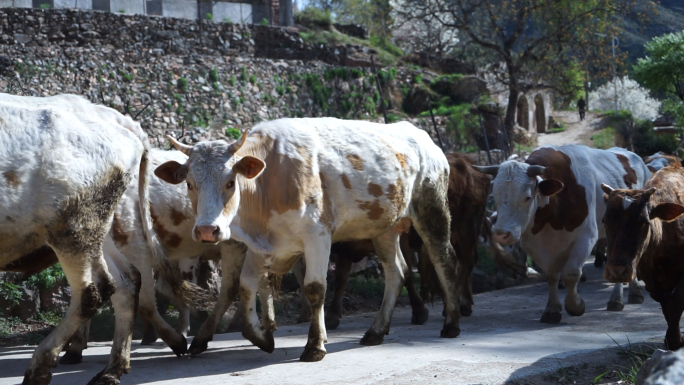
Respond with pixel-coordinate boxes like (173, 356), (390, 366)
(397, 0), (654, 148)
(634, 31), (684, 127)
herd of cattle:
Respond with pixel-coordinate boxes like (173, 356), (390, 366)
(1, 92), (684, 385)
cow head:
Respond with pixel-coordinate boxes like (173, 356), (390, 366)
(601, 184), (684, 283)
(474, 161), (563, 245)
(154, 130), (265, 244)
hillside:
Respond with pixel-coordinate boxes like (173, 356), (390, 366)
(622, 0), (684, 63)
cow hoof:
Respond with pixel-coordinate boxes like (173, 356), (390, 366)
(459, 304), (473, 317)
(255, 331), (275, 353)
(59, 351), (83, 365)
(140, 335), (158, 346)
(87, 372), (120, 385)
(628, 293), (644, 304)
(170, 335), (188, 357)
(566, 299), (585, 317)
(440, 323), (460, 338)
(606, 301), (625, 312)
(360, 330), (385, 346)
(22, 368), (52, 385)
(324, 314), (341, 330)
(411, 307), (430, 325)
(540, 310), (562, 324)
(189, 337), (209, 356)
(300, 347), (326, 362)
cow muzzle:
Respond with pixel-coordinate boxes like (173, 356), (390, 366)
(492, 228), (516, 245)
(604, 263), (636, 283)
(195, 225), (221, 244)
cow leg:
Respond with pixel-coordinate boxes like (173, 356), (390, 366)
(411, 181), (462, 339)
(562, 268), (585, 317)
(60, 321), (90, 365)
(541, 272), (563, 323)
(23, 250), (114, 385)
(300, 236), (331, 362)
(325, 255), (352, 330)
(259, 274), (277, 333)
(627, 279), (644, 304)
(294, 259), (312, 323)
(454, 242), (476, 317)
(607, 283), (626, 311)
(136, 262), (187, 357)
(240, 250), (275, 354)
(661, 277), (684, 350)
(140, 316), (158, 345)
(360, 232), (407, 346)
(190, 242), (246, 355)
(399, 236), (429, 325)
(88, 239), (140, 385)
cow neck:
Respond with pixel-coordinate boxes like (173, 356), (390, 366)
(526, 147), (589, 235)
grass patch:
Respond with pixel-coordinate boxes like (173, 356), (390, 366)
(299, 30), (399, 66)
(294, 6), (332, 29)
(609, 336), (659, 383)
(591, 127), (616, 149)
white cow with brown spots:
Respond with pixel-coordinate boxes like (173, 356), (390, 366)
(155, 117), (461, 361)
(0, 93), (189, 385)
(475, 145), (650, 324)
(58, 148), (247, 362)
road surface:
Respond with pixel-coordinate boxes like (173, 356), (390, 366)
(0, 261), (667, 385)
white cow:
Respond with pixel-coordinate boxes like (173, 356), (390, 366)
(475, 145), (650, 323)
(155, 117), (462, 361)
(0, 93), (187, 385)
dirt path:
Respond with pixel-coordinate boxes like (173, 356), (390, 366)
(538, 110), (603, 147)
(0, 261), (665, 385)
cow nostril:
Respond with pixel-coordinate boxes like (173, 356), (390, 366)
(212, 226), (220, 237)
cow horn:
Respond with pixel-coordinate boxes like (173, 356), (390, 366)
(227, 128), (250, 155)
(167, 135), (193, 156)
(642, 187), (657, 199)
(472, 165), (500, 177)
(601, 183), (615, 195)
(526, 165), (546, 177)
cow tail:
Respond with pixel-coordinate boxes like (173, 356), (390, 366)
(136, 136), (212, 310)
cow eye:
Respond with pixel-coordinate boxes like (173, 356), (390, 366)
(186, 182), (193, 191)
(525, 196), (532, 202)
(227, 180), (235, 189)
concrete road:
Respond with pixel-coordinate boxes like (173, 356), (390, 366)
(0, 261), (668, 385)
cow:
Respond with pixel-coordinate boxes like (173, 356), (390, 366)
(154, 117), (462, 361)
(602, 164), (684, 350)
(57, 148), (248, 363)
(644, 152), (682, 173)
(0, 93), (192, 385)
(474, 145), (650, 323)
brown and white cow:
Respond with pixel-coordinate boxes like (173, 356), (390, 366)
(296, 153), (500, 329)
(475, 145), (650, 323)
(602, 164), (684, 350)
(0, 93), (188, 385)
(155, 117), (461, 361)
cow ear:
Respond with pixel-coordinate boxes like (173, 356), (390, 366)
(649, 203), (684, 221)
(234, 156), (265, 179)
(155, 161), (188, 184)
(538, 178), (564, 196)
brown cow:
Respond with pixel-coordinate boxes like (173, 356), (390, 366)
(602, 164), (684, 350)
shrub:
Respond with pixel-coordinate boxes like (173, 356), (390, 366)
(249, 75), (257, 85)
(260, 18), (269, 26)
(225, 127), (242, 139)
(369, 35), (403, 57)
(377, 67), (397, 86)
(294, 7), (332, 29)
(177, 77), (188, 93)
(0, 282), (22, 306)
(209, 68), (219, 83)
(206, 13), (213, 21)
(25, 264), (65, 290)
(230, 75), (237, 87)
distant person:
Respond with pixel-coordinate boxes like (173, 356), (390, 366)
(577, 96), (586, 121)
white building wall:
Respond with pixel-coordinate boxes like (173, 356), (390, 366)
(162, 0), (195, 19)
(213, 2), (251, 24)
